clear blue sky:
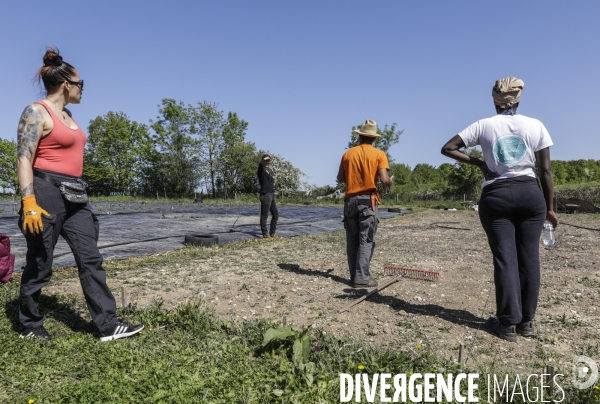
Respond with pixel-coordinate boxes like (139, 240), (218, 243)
(2, 1), (599, 187)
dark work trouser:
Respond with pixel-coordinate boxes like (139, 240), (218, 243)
(478, 176), (546, 326)
(259, 192), (279, 235)
(19, 173), (117, 333)
(344, 195), (378, 283)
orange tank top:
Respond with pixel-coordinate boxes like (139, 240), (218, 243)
(32, 101), (86, 177)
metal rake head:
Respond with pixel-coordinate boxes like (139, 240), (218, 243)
(383, 265), (440, 282)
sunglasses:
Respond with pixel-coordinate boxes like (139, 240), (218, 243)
(59, 72), (84, 90)
(65, 78), (84, 90)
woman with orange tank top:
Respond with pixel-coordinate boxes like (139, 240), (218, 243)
(16, 47), (143, 341)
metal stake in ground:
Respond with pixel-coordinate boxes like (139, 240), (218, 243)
(121, 286), (127, 308)
(546, 365), (554, 396)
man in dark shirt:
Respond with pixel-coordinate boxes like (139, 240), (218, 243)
(257, 154), (278, 238)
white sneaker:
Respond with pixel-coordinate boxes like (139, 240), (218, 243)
(100, 321), (144, 342)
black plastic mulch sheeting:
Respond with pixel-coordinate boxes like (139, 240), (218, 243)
(0, 201), (401, 272)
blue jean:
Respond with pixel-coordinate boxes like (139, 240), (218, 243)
(344, 195), (378, 283)
(478, 176), (546, 326)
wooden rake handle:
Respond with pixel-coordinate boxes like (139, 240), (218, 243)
(338, 274), (403, 313)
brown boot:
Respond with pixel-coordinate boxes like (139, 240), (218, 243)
(270, 232), (276, 238)
(262, 233), (270, 239)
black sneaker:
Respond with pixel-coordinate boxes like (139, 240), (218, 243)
(100, 321), (144, 342)
(516, 321), (537, 337)
(350, 278), (379, 288)
(484, 317), (517, 342)
(20, 325), (52, 341)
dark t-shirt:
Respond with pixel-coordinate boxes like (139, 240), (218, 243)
(257, 160), (274, 195)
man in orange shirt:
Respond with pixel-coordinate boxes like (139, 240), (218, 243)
(337, 120), (394, 287)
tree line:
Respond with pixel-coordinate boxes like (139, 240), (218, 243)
(1, 106), (599, 197)
(0, 99), (307, 197)
(386, 155), (600, 199)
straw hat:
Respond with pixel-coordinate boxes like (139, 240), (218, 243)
(353, 119), (380, 137)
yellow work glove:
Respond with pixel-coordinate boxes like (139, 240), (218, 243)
(21, 195), (50, 235)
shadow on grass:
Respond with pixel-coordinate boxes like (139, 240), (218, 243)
(277, 263), (483, 331)
(4, 292), (96, 335)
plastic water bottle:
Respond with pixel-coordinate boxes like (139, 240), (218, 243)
(542, 221), (555, 246)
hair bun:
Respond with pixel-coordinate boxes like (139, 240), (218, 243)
(43, 50), (63, 67)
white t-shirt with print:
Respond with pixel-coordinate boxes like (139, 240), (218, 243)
(458, 114), (553, 188)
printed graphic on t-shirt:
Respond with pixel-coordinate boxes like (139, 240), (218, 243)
(493, 135), (527, 165)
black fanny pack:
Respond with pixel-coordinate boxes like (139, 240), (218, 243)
(33, 169), (89, 204)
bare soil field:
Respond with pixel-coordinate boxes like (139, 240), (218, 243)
(45, 208), (600, 376)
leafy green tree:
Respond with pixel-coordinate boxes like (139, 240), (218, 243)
(437, 163), (454, 184)
(348, 123), (404, 163)
(265, 152), (309, 196)
(389, 162), (415, 197)
(219, 142), (259, 195)
(433, 162), (454, 192)
(150, 100), (262, 198)
(569, 160), (587, 183)
(550, 160), (567, 185)
(222, 112), (247, 145)
(389, 163), (412, 186)
(189, 101), (224, 198)
(446, 148), (484, 196)
(583, 159), (598, 182)
(0, 138), (18, 193)
(593, 160), (600, 182)
(310, 184), (337, 197)
(411, 163), (439, 189)
(217, 112), (258, 195)
(150, 99), (200, 195)
(84, 112), (152, 196)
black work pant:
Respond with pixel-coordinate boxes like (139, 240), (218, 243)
(344, 195), (378, 283)
(19, 172), (117, 333)
(259, 192), (279, 235)
(478, 176), (546, 326)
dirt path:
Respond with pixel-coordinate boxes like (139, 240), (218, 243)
(46, 209), (600, 375)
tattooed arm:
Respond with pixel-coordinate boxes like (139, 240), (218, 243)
(17, 105), (46, 196)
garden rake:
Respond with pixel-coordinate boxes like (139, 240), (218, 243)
(383, 265), (440, 282)
(338, 266), (440, 313)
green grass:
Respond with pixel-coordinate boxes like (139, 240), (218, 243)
(2, 278), (599, 403)
(82, 193), (445, 210)
(554, 181), (600, 191)
(5, 185), (597, 211)
(0, 278), (441, 403)
(557, 313), (583, 330)
(2, 225), (599, 403)
(579, 276), (600, 289)
(86, 194), (344, 207)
